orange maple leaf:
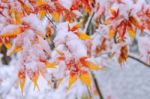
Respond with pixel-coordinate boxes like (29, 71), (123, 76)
(118, 45), (128, 64)
(18, 70), (26, 94)
(68, 23), (81, 32)
(80, 56), (103, 70)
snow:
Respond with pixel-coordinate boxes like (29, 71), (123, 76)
(96, 58), (150, 99)
(22, 14), (45, 36)
(1, 57), (150, 99)
(58, 0), (72, 9)
(0, 0), (150, 99)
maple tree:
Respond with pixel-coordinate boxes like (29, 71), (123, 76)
(0, 0), (150, 99)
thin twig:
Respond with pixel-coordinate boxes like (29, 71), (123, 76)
(84, 11), (95, 34)
(113, 32), (117, 43)
(91, 72), (104, 99)
(128, 53), (150, 68)
(46, 15), (56, 29)
(86, 85), (92, 99)
(45, 15), (57, 49)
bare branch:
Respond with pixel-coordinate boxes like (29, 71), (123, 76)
(113, 32), (117, 43)
(46, 15), (56, 30)
(128, 53), (150, 68)
(84, 11), (95, 34)
(91, 72), (104, 99)
(45, 15), (57, 49)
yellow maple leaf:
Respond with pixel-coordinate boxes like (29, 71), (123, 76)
(14, 46), (22, 53)
(51, 12), (60, 22)
(80, 56), (104, 70)
(19, 79), (25, 95)
(32, 72), (39, 90)
(80, 72), (91, 88)
(84, 6), (91, 14)
(45, 61), (58, 68)
(67, 73), (77, 89)
(85, 61), (103, 70)
(18, 71), (25, 94)
(36, 0), (47, 19)
(10, 9), (22, 24)
(33, 79), (39, 90)
(76, 32), (91, 40)
(8, 46), (22, 56)
(104, 19), (110, 25)
(37, 0), (44, 5)
(22, 4), (31, 15)
(5, 42), (11, 49)
(39, 10), (46, 19)
(108, 28), (115, 39)
(128, 29), (135, 40)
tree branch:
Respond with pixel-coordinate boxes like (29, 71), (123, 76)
(46, 15), (56, 29)
(84, 11), (95, 34)
(91, 72), (104, 99)
(113, 32), (117, 43)
(128, 53), (150, 68)
(45, 15), (57, 49)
